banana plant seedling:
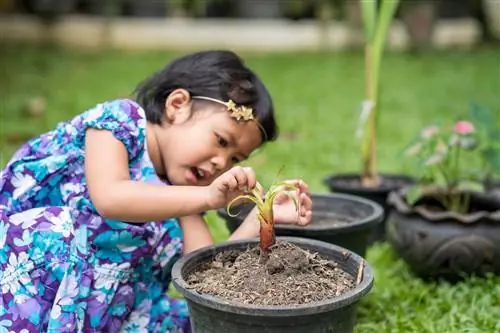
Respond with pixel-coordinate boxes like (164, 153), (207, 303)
(226, 181), (300, 264)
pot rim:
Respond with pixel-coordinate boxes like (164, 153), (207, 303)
(218, 192), (384, 233)
(323, 173), (416, 193)
(172, 236), (374, 317)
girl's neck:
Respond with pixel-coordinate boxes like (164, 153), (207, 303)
(146, 123), (167, 179)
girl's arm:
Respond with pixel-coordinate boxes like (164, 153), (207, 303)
(180, 209), (260, 254)
(179, 215), (214, 254)
(85, 128), (211, 222)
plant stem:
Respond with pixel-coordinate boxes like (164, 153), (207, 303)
(436, 193), (450, 211)
(258, 213), (275, 264)
(360, 0), (399, 188)
(461, 192), (471, 214)
(453, 145), (461, 187)
(361, 44), (380, 188)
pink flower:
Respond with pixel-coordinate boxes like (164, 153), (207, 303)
(454, 121), (475, 135)
(421, 125), (439, 139)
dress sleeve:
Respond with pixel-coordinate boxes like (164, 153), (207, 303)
(82, 99), (147, 160)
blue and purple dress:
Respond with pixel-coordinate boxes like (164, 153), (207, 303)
(0, 99), (191, 332)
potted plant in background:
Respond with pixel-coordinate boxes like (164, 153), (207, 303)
(387, 113), (500, 282)
(173, 182), (374, 333)
(324, 0), (414, 244)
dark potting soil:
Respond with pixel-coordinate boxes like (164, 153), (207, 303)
(185, 241), (356, 306)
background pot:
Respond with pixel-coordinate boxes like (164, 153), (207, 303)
(323, 173), (415, 244)
(235, 0), (284, 18)
(172, 237), (374, 333)
(399, 0), (440, 51)
(386, 189), (500, 282)
(217, 193), (383, 257)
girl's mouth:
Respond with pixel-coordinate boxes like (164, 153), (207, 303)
(191, 167), (208, 181)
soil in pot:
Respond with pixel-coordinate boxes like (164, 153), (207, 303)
(186, 241), (356, 306)
(324, 173), (415, 244)
(218, 193), (384, 257)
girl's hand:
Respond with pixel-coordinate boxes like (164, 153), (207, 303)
(273, 180), (312, 226)
(206, 166), (257, 210)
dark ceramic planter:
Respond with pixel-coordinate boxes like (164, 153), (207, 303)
(323, 173), (415, 244)
(486, 179), (500, 202)
(172, 237), (374, 333)
(217, 193), (383, 257)
(386, 189), (500, 282)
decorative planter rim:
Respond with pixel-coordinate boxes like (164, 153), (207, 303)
(388, 188), (500, 224)
(172, 236), (374, 317)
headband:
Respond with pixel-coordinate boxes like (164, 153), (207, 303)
(192, 96), (268, 141)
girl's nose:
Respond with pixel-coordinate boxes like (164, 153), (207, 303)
(211, 154), (230, 170)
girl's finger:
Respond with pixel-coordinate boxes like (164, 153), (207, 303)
(296, 179), (309, 193)
(283, 179), (309, 193)
(298, 211), (312, 225)
(300, 192), (312, 210)
(243, 167), (257, 190)
(224, 172), (239, 191)
(231, 166), (248, 190)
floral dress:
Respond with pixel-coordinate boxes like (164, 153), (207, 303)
(0, 99), (191, 333)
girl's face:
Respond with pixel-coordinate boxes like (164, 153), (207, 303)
(146, 89), (262, 186)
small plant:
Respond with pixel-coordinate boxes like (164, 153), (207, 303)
(357, 0), (400, 187)
(227, 182), (300, 264)
(404, 119), (487, 214)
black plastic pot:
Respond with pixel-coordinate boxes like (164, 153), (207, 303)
(217, 193), (383, 257)
(387, 189), (500, 282)
(172, 237), (374, 333)
(323, 173), (415, 244)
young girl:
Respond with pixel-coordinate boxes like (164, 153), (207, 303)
(0, 50), (312, 333)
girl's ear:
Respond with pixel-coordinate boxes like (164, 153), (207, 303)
(164, 88), (191, 123)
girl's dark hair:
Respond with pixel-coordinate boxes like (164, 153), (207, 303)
(134, 50), (278, 142)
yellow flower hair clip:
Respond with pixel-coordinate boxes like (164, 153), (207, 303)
(192, 96), (254, 121)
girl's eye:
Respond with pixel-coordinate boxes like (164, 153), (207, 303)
(217, 134), (228, 148)
(231, 157), (240, 164)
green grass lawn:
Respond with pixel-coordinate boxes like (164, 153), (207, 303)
(1, 43), (499, 332)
